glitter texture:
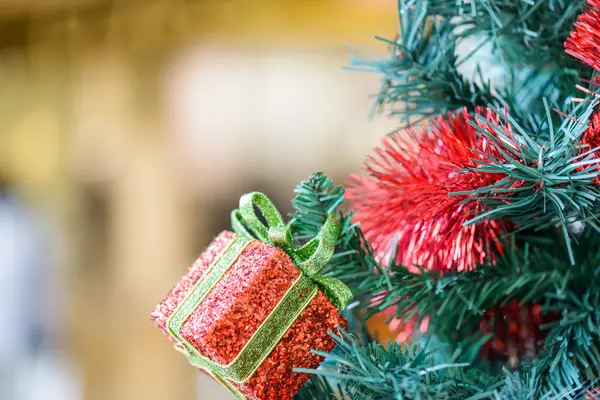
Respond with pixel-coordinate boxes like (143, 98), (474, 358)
(346, 109), (508, 272)
(180, 240), (300, 364)
(565, 0), (600, 73)
(151, 230), (235, 336)
(236, 291), (344, 400)
(151, 231), (346, 400)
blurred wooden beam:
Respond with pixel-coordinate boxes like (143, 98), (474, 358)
(0, 0), (107, 21)
(8, 0), (396, 49)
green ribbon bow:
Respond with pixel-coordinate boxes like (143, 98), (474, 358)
(231, 192), (353, 310)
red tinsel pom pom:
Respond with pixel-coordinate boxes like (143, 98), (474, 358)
(565, 0), (600, 72)
(346, 109), (508, 272)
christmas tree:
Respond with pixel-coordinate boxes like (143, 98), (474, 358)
(152, 0), (600, 398)
(293, 0), (600, 398)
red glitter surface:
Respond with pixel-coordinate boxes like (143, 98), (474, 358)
(151, 231), (235, 336)
(180, 241), (300, 364)
(235, 291), (345, 400)
(151, 231), (346, 400)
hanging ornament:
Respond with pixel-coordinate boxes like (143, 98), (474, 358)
(565, 0), (600, 72)
(151, 192), (351, 400)
(479, 301), (558, 368)
(346, 109), (508, 272)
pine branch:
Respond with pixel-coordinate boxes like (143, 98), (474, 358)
(290, 172), (376, 293)
(360, 242), (563, 354)
(350, 234), (600, 397)
(495, 66), (581, 135)
(426, 0), (588, 66)
(350, 0), (504, 127)
(491, 366), (598, 399)
(491, 368), (544, 400)
(458, 97), (600, 264)
(356, 1), (591, 132)
(294, 376), (344, 400)
(327, 0), (600, 397)
(534, 274), (600, 395)
(288, 175), (600, 398)
(297, 330), (600, 399)
(296, 330), (501, 400)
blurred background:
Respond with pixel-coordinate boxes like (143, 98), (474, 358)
(0, 0), (398, 399)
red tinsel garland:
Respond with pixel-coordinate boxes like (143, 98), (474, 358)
(346, 109), (508, 272)
(579, 109), (600, 184)
(565, 0), (600, 72)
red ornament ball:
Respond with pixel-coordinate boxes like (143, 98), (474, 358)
(565, 0), (600, 72)
(479, 301), (558, 368)
(346, 109), (508, 272)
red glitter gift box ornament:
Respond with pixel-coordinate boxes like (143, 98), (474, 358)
(151, 192), (352, 400)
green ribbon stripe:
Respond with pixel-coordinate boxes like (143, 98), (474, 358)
(167, 235), (251, 353)
(168, 191), (353, 386)
(187, 275), (317, 382)
(204, 368), (245, 399)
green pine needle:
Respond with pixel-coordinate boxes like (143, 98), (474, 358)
(288, 173), (600, 398)
(290, 1), (600, 395)
(290, 172), (375, 294)
(349, 0), (503, 127)
(353, 0), (589, 131)
(456, 98), (600, 264)
(427, 0), (587, 64)
(344, 233), (600, 397)
(295, 330), (500, 399)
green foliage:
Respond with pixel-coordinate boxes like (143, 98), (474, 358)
(496, 67), (581, 134)
(288, 173), (600, 398)
(295, 330), (501, 399)
(292, 0), (600, 396)
(296, 330), (599, 399)
(289, 172), (374, 293)
(349, 233), (600, 397)
(427, 0), (587, 64)
(294, 376), (345, 400)
(457, 98), (600, 264)
(355, 0), (589, 131)
(350, 0), (502, 127)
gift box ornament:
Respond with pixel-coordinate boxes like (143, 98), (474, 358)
(151, 192), (352, 400)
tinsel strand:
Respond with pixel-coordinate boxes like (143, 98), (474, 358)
(565, 0), (600, 72)
(346, 109), (509, 272)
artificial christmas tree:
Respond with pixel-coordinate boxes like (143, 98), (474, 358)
(152, 0), (600, 398)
